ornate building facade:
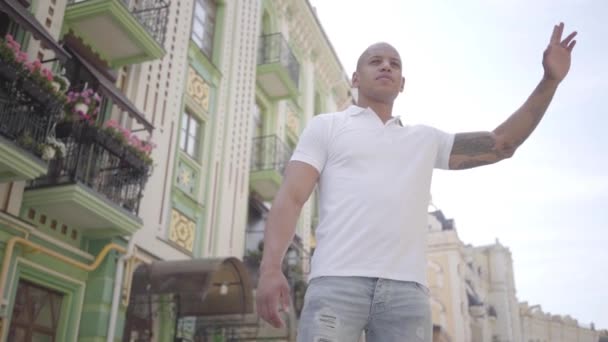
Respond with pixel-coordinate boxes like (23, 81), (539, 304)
(0, 0), (350, 341)
(426, 210), (601, 342)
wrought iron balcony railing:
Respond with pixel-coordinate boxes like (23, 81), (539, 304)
(0, 63), (63, 157)
(257, 33), (300, 88)
(250, 135), (292, 175)
(27, 121), (150, 215)
(68, 0), (169, 46)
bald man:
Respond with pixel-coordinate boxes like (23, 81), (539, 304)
(256, 23), (577, 341)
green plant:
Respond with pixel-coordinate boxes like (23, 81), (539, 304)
(38, 137), (67, 160)
(16, 132), (35, 149)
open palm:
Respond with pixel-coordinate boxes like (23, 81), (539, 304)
(543, 22), (577, 82)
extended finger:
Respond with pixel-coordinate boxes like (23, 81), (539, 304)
(561, 31), (577, 47)
(258, 297), (270, 325)
(557, 22), (565, 43)
(567, 40), (577, 52)
(267, 295), (283, 328)
(550, 25), (559, 45)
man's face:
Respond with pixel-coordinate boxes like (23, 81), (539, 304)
(352, 44), (405, 104)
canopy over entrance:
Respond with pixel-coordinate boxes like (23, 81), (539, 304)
(130, 257), (254, 317)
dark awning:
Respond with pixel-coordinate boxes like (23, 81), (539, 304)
(130, 257), (254, 317)
(0, 0), (70, 62)
(70, 50), (154, 132)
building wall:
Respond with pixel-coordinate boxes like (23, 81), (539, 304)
(520, 303), (600, 342)
(426, 212), (600, 342)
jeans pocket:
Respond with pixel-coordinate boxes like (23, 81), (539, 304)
(413, 282), (430, 297)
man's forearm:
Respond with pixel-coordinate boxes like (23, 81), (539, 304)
(260, 191), (302, 272)
(494, 77), (560, 147)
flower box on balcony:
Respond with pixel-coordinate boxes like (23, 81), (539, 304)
(98, 129), (124, 157)
(21, 78), (55, 106)
(123, 147), (146, 170)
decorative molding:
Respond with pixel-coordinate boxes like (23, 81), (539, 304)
(186, 67), (211, 113)
(169, 209), (195, 253)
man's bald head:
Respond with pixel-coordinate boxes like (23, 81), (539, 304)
(356, 42), (401, 72)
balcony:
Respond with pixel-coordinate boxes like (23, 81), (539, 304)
(250, 135), (291, 201)
(256, 33), (300, 100)
(0, 64), (63, 182)
(63, 0), (168, 67)
(22, 121), (150, 237)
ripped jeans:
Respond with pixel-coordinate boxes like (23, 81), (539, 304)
(296, 276), (432, 342)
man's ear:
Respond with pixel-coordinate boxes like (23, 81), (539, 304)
(352, 72), (359, 88)
(400, 77), (405, 92)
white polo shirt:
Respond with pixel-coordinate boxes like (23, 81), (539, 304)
(291, 105), (454, 286)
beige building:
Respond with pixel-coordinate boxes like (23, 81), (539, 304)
(520, 303), (600, 342)
(426, 210), (601, 342)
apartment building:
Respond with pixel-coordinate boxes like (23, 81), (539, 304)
(0, 0), (350, 341)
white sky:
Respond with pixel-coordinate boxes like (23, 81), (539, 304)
(309, 0), (607, 330)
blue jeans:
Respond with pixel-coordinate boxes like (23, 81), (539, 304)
(296, 277), (432, 342)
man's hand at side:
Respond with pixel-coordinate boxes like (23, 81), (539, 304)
(256, 161), (320, 328)
(256, 268), (291, 328)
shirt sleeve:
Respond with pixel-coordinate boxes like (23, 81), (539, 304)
(432, 127), (455, 170)
(290, 115), (330, 173)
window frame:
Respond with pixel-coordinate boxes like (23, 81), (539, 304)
(180, 110), (202, 160)
(190, 0), (217, 59)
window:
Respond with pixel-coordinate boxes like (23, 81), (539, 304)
(191, 0), (217, 58)
(8, 281), (64, 342)
(180, 111), (201, 159)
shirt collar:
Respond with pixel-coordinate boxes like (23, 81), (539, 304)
(346, 105), (403, 126)
(346, 105), (367, 116)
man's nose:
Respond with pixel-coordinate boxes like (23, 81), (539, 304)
(380, 60), (392, 71)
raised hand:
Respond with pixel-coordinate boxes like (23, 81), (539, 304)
(543, 22), (577, 83)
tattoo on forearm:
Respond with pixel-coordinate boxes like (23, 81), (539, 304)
(451, 133), (496, 157)
(450, 132), (516, 170)
(454, 159), (494, 169)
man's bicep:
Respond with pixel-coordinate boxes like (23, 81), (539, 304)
(448, 131), (516, 170)
(280, 161), (320, 206)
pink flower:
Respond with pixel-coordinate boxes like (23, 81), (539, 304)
(129, 135), (141, 146)
(120, 127), (131, 139)
(83, 97), (91, 105)
(24, 62), (35, 73)
(16, 51), (28, 63)
(8, 41), (20, 52)
(104, 120), (120, 128)
(42, 68), (53, 81)
(5, 34), (14, 42)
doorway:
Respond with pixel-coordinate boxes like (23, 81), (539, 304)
(7, 280), (64, 342)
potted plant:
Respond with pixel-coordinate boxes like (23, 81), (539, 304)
(39, 136), (67, 161)
(99, 119), (128, 156)
(98, 119), (155, 171)
(56, 87), (102, 139)
(124, 134), (155, 171)
(0, 34), (27, 82)
(1, 34), (67, 106)
(64, 88), (101, 123)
